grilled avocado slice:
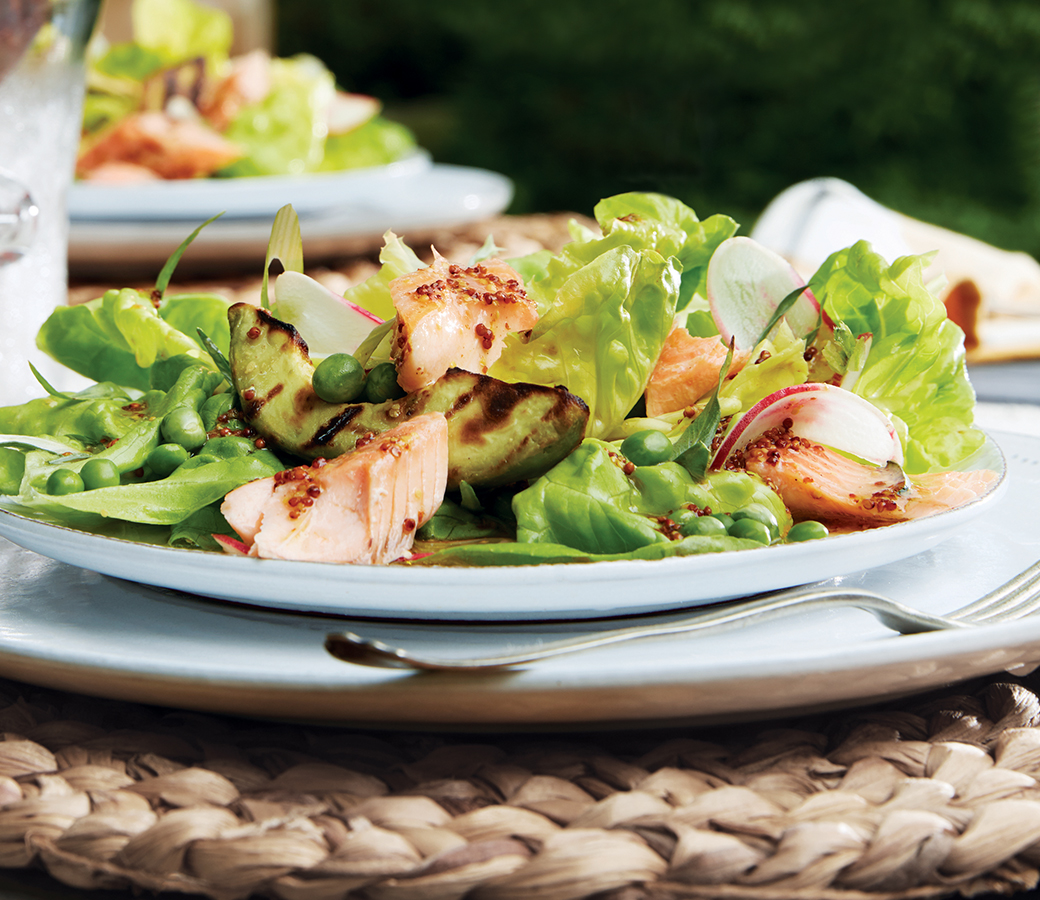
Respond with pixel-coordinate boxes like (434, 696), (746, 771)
(228, 303), (589, 488)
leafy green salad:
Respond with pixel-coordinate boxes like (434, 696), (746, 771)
(78, 0), (416, 181)
(0, 192), (989, 566)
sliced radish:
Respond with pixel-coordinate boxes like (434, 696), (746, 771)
(707, 236), (825, 351)
(273, 271), (383, 357)
(327, 91), (380, 135)
(213, 533), (251, 556)
(711, 383), (903, 469)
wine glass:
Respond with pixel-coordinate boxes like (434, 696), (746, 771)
(0, 0), (99, 406)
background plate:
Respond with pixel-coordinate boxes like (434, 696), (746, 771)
(0, 429), (1032, 729)
(68, 151), (432, 220)
(68, 163), (514, 277)
(0, 436), (1006, 621)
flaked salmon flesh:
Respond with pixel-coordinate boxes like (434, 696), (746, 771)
(645, 327), (749, 417)
(739, 426), (997, 527)
(390, 253), (538, 392)
(77, 111), (243, 180)
(221, 413), (448, 564)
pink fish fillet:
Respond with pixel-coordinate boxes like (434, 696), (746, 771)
(739, 426), (997, 527)
(221, 413), (448, 564)
(390, 253), (538, 392)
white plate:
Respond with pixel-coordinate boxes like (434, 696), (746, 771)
(0, 435), (1007, 621)
(68, 151), (433, 220)
(68, 163), (514, 277)
(0, 429), (1032, 729)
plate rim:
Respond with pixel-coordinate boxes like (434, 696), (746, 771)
(0, 432), (1009, 621)
(68, 149), (433, 221)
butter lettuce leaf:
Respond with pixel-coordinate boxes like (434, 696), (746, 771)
(220, 55), (335, 178)
(319, 116), (417, 172)
(491, 193), (739, 440)
(492, 245), (679, 439)
(809, 241), (984, 472)
(593, 192), (738, 309)
(131, 0), (233, 69)
(512, 438), (788, 556)
(14, 448), (281, 526)
(36, 289), (227, 391)
(340, 230), (426, 323)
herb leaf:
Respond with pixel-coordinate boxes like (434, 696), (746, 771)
(29, 362), (77, 400)
(156, 212), (224, 300)
(754, 284), (811, 348)
(197, 328), (234, 388)
(670, 339), (735, 480)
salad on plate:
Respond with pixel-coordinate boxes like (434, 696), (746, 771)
(0, 192), (999, 568)
(77, 0), (416, 182)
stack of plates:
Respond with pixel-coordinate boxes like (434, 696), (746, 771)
(67, 151), (514, 277)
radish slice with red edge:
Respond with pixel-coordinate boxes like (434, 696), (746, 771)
(273, 271), (383, 358)
(213, 534), (250, 556)
(711, 383), (904, 470)
(707, 236), (826, 351)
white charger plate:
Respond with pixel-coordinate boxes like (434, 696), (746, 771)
(68, 151), (433, 220)
(0, 429), (1032, 729)
(0, 435), (1007, 621)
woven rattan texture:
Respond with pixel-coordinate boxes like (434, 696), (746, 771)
(0, 676), (1039, 900)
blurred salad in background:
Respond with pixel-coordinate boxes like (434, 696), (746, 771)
(76, 0), (417, 182)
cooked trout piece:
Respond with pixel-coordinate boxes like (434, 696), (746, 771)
(389, 253), (538, 392)
(221, 412), (448, 564)
(738, 425), (997, 526)
(645, 327), (749, 417)
(77, 111), (243, 180)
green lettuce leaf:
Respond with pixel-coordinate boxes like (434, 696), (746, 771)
(808, 241), (985, 472)
(593, 192), (738, 309)
(131, 0), (233, 69)
(319, 116), (417, 171)
(490, 193), (740, 440)
(512, 438), (788, 556)
(718, 323), (809, 415)
(36, 289), (226, 391)
(492, 245), (680, 439)
(219, 55), (335, 178)
(340, 230), (426, 323)
(15, 449), (281, 526)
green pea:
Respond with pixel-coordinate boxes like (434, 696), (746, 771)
(146, 443), (190, 477)
(46, 468), (84, 496)
(728, 517), (773, 544)
(786, 520), (830, 543)
(313, 353), (367, 403)
(731, 504), (780, 540)
(621, 429), (674, 467)
(201, 392), (234, 430)
(364, 362), (405, 403)
(711, 512), (735, 530)
(161, 407), (207, 451)
(80, 458), (120, 490)
(680, 515), (729, 538)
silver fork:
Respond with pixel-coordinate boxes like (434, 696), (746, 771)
(324, 559), (1040, 672)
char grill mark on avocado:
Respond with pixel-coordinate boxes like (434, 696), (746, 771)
(228, 302), (590, 489)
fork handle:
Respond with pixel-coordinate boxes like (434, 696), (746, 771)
(325, 586), (964, 672)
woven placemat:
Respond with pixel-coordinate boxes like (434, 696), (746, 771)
(0, 672), (1039, 900)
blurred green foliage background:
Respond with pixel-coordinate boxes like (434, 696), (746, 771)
(278, 0), (1040, 256)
